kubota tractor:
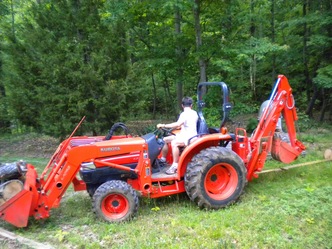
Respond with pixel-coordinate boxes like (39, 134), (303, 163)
(0, 75), (306, 228)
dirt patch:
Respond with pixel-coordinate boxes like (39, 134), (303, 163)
(0, 117), (256, 159)
(0, 234), (24, 249)
(0, 134), (59, 159)
(0, 228), (53, 249)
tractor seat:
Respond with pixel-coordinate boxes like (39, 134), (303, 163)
(187, 114), (209, 144)
(197, 115), (209, 135)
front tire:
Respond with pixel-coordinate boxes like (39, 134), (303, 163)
(93, 180), (139, 222)
(185, 147), (247, 209)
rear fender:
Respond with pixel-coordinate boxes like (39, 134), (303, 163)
(177, 134), (233, 178)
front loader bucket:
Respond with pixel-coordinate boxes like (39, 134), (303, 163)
(0, 189), (33, 227)
(0, 164), (39, 227)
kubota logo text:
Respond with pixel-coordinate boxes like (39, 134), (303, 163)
(101, 147), (120, 152)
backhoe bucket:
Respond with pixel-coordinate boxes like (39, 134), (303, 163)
(271, 136), (301, 164)
(0, 164), (39, 227)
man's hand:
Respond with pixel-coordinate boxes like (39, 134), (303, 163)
(157, 124), (165, 129)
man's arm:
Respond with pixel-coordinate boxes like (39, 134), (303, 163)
(157, 113), (184, 129)
(157, 120), (183, 129)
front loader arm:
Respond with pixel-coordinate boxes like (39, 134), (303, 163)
(247, 75), (306, 180)
(0, 117), (88, 227)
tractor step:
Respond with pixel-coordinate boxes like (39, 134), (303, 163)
(151, 166), (177, 181)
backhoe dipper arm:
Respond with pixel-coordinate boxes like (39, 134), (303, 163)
(246, 75), (306, 180)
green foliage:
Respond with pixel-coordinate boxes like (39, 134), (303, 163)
(314, 65), (332, 89)
(231, 102), (260, 117)
(0, 0), (331, 137)
(1, 0), (132, 137)
(0, 92), (10, 133)
(296, 112), (317, 131)
(246, 117), (258, 133)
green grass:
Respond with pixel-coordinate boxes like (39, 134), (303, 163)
(0, 130), (331, 249)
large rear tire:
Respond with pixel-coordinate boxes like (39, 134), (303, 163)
(185, 146), (247, 209)
(93, 180), (139, 222)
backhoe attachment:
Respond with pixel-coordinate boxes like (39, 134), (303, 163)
(247, 75), (306, 180)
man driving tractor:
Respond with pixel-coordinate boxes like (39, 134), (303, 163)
(157, 97), (198, 174)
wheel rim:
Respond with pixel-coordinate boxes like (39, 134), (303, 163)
(204, 163), (239, 200)
(101, 193), (129, 219)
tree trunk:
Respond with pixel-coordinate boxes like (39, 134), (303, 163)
(306, 85), (318, 118)
(193, 0), (207, 84)
(151, 72), (157, 119)
(128, 29), (138, 64)
(303, 0), (311, 101)
(163, 74), (172, 117)
(320, 89), (331, 122)
(174, 4), (183, 110)
(250, 0), (256, 99)
(10, 0), (16, 43)
(319, 89), (326, 122)
(270, 0), (276, 81)
(250, 54), (257, 100)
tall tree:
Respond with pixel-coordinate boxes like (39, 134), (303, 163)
(0, 0), (10, 132)
(270, 0), (276, 81)
(303, 0), (311, 108)
(2, 0), (129, 136)
(193, 0), (207, 83)
(174, 2), (184, 110)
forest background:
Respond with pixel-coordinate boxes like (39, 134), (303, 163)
(0, 0), (331, 137)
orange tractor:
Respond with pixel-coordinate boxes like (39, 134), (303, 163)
(0, 75), (305, 228)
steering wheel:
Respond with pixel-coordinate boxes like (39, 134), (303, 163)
(161, 127), (176, 136)
(154, 127), (176, 139)
(105, 122), (129, 140)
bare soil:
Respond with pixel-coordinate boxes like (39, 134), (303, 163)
(0, 236), (24, 249)
(0, 115), (257, 159)
(0, 134), (59, 159)
(0, 228), (52, 249)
